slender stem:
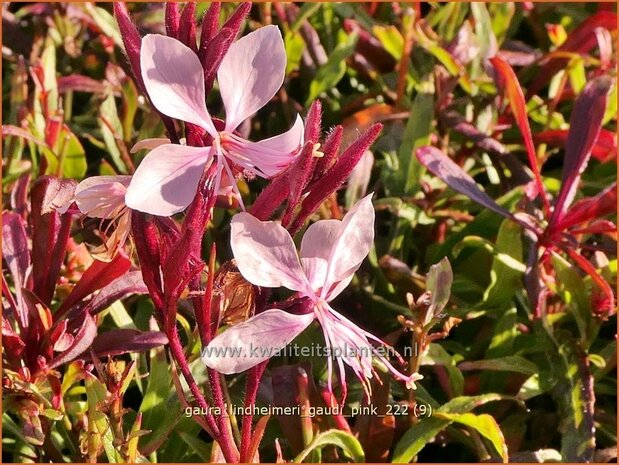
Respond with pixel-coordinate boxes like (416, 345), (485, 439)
(395, 7), (416, 107)
(165, 321), (220, 435)
(240, 362), (268, 461)
(210, 367), (240, 462)
(204, 242), (217, 342)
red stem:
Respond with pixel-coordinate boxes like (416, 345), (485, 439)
(240, 362), (268, 461)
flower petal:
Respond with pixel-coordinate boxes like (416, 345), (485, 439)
(218, 25), (286, 131)
(202, 309), (315, 374)
(231, 212), (309, 292)
(140, 34), (216, 135)
(75, 176), (132, 219)
(223, 115), (304, 178)
(301, 194), (375, 300)
(300, 220), (342, 292)
(125, 144), (211, 216)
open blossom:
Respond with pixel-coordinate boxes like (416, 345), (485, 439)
(125, 26), (304, 216)
(202, 195), (423, 397)
(65, 175), (132, 260)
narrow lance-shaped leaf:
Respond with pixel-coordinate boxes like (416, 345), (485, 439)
(550, 76), (613, 226)
(90, 329), (168, 357)
(83, 271), (149, 315)
(31, 177), (75, 306)
(48, 313), (97, 369)
(426, 257), (452, 325)
(527, 12), (617, 97)
(56, 253), (132, 318)
(555, 182), (617, 232)
(533, 129), (617, 163)
(416, 146), (535, 231)
(565, 248), (615, 315)
(489, 55), (547, 209)
(2, 212), (31, 328)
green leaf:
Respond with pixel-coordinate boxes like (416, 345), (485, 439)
(291, 3), (322, 33)
(518, 373), (553, 400)
(99, 93), (127, 173)
(483, 220), (524, 307)
(293, 429), (365, 463)
(438, 412), (508, 461)
(549, 331), (596, 461)
(488, 3), (516, 45)
(438, 393), (508, 414)
(422, 343), (464, 396)
(178, 431), (212, 462)
(458, 356), (538, 375)
(285, 31), (305, 75)
(306, 31), (358, 105)
(551, 253), (596, 346)
(394, 394), (511, 462)
(392, 416), (451, 463)
(372, 25), (404, 60)
(400, 88), (434, 195)
(83, 4), (123, 48)
(454, 235), (526, 273)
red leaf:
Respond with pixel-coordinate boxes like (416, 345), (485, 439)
(58, 74), (107, 94)
(534, 129), (617, 163)
(2, 212), (31, 328)
(565, 248), (615, 315)
(550, 76), (613, 226)
(83, 271), (148, 315)
(31, 177), (75, 306)
(2, 125), (49, 148)
(416, 146), (534, 229)
(48, 313), (97, 369)
(490, 55), (547, 209)
(554, 183), (617, 232)
(90, 329), (168, 357)
(56, 252), (132, 318)
(528, 12), (617, 96)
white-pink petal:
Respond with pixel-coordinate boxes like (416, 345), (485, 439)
(140, 34), (216, 135)
(300, 220), (341, 293)
(125, 144), (212, 216)
(218, 26), (287, 131)
(230, 212), (309, 292)
(201, 309), (315, 374)
(320, 194), (375, 300)
(74, 175), (132, 219)
(222, 115), (303, 178)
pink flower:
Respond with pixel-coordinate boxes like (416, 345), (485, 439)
(202, 195), (422, 397)
(68, 176), (132, 260)
(125, 26), (304, 216)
